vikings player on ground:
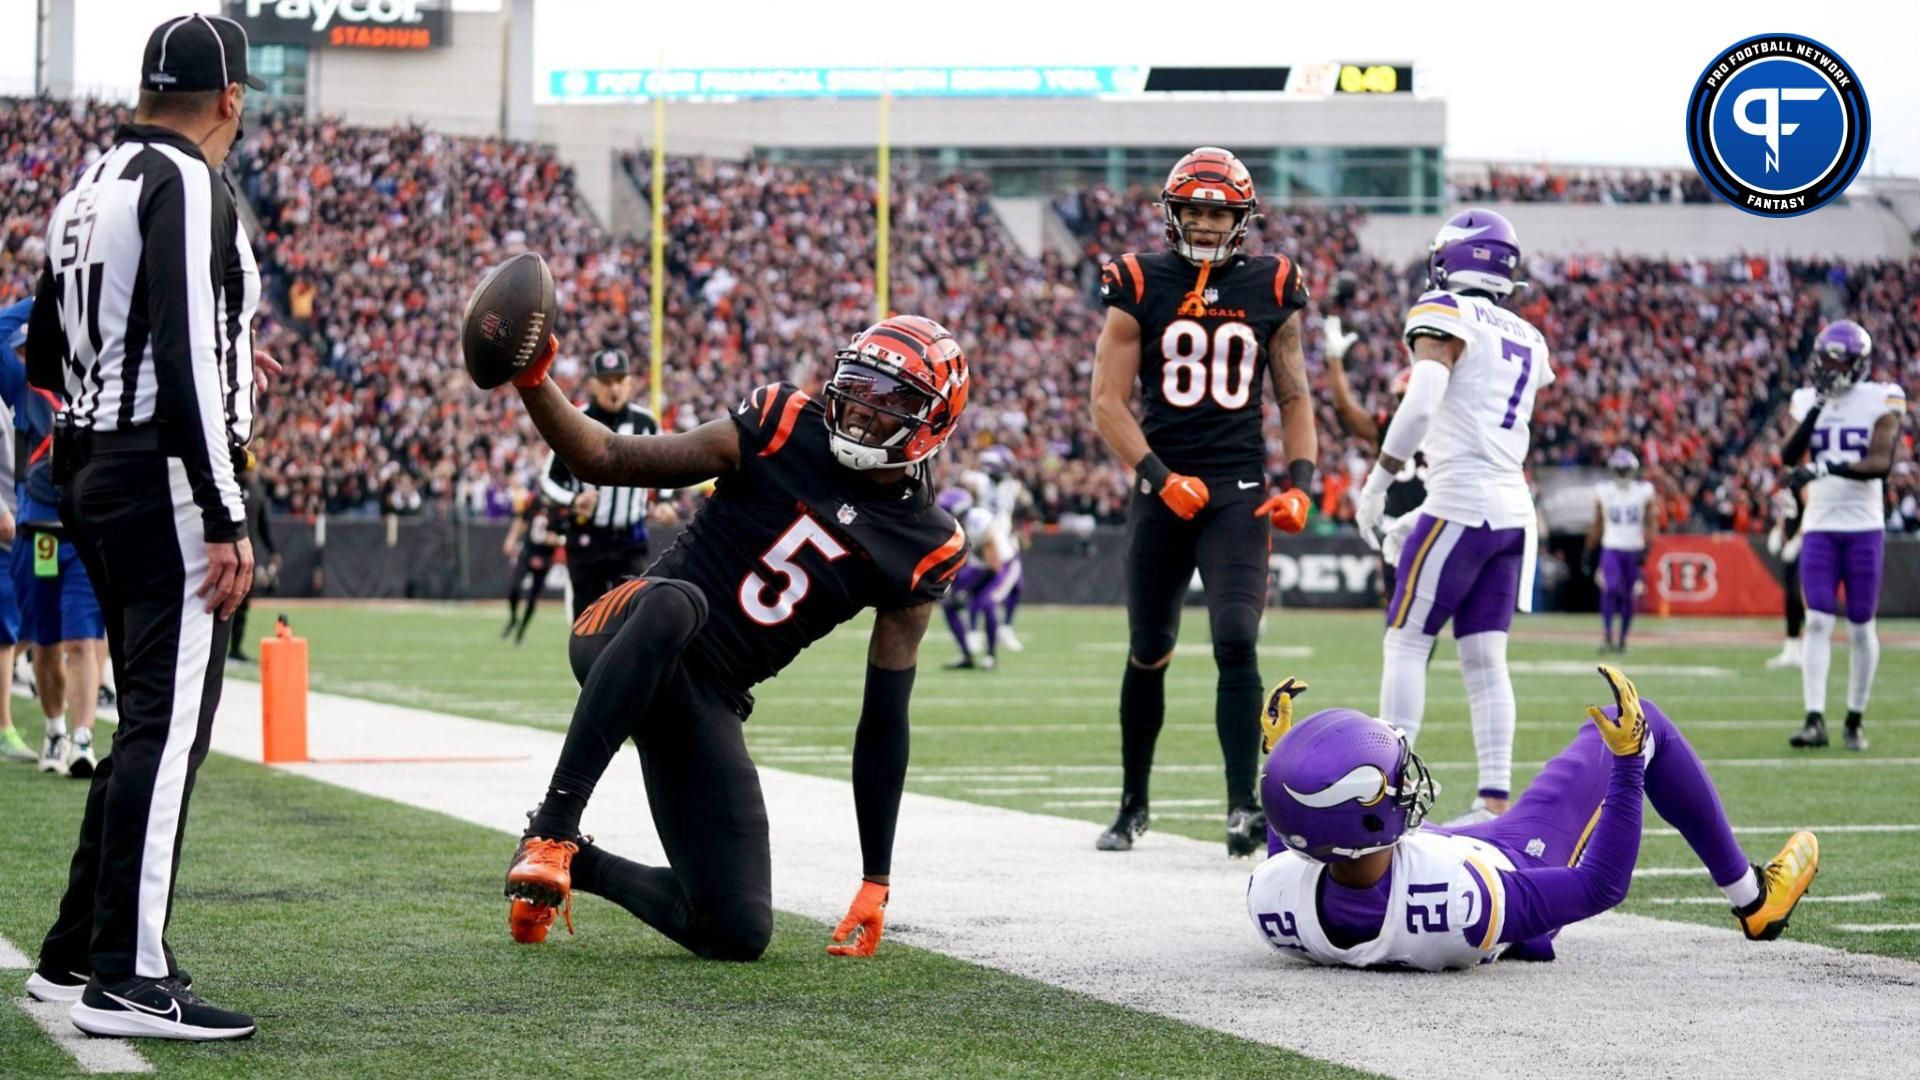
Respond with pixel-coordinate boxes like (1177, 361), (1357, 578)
(1584, 449), (1657, 655)
(1245, 670), (1819, 970)
(1354, 209), (1552, 825)
(496, 316), (970, 961)
(1090, 147), (1319, 856)
(1780, 320), (1905, 752)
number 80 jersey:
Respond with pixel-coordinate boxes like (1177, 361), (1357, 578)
(1246, 830), (1516, 971)
(1101, 250), (1309, 478)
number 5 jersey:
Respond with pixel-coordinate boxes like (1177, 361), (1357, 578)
(646, 382), (968, 715)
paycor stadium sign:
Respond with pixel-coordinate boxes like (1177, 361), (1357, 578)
(225, 0), (451, 50)
(546, 64), (1418, 101)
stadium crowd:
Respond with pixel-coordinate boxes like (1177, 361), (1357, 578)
(1446, 164), (1714, 205)
(1, 96), (1913, 536)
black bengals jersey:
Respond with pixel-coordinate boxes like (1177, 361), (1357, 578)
(647, 382), (968, 714)
(1100, 250), (1309, 478)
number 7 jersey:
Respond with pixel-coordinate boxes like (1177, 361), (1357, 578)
(1100, 250), (1309, 478)
(1403, 290), (1554, 530)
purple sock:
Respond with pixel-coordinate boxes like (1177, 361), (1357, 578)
(970, 589), (999, 655)
(1619, 601), (1636, 647)
(943, 603), (972, 657)
(1602, 600), (1616, 644)
(1642, 701), (1750, 887)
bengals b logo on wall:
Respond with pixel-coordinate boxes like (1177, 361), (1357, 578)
(1657, 552), (1719, 602)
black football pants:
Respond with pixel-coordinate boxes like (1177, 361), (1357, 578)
(1120, 485), (1271, 808)
(566, 546), (646, 621)
(41, 447), (231, 983)
(563, 577), (774, 961)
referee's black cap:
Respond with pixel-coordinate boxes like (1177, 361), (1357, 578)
(591, 349), (631, 379)
(142, 14), (267, 93)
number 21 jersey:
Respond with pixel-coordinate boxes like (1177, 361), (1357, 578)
(1100, 250), (1309, 479)
(1402, 290), (1554, 530)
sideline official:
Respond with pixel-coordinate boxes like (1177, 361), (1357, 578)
(23, 13), (269, 1041)
(541, 348), (658, 618)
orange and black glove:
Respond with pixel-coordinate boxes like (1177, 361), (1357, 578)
(827, 880), (889, 957)
(1137, 453), (1208, 521)
(1254, 489), (1311, 533)
(512, 334), (560, 389)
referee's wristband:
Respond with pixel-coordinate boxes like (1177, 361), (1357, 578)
(1135, 452), (1172, 495)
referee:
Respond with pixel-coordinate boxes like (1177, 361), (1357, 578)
(541, 348), (658, 618)
(23, 14), (266, 1041)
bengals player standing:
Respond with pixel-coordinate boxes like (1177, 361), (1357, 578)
(495, 315), (970, 961)
(1091, 147), (1318, 856)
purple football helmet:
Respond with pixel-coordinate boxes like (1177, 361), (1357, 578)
(1428, 208), (1524, 299)
(1608, 448), (1639, 477)
(1811, 319), (1873, 394)
(980, 445), (1014, 479)
(1261, 708), (1435, 862)
(937, 487), (973, 517)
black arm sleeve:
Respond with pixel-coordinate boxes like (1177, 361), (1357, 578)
(852, 663), (915, 878)
(1780, 406), (1820, 466)
(25, 266), (68, 394)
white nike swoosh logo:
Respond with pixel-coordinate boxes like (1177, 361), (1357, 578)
(1284, 765), (1387, 808)
(1238, 480), (1260, 490)
(104, 990), (182, 1024)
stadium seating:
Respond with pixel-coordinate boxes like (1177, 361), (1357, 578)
(2, 97), (1913, 533)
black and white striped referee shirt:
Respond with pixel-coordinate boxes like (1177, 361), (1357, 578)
(25, 122), (258, 543)
(541, 400), (657, 547)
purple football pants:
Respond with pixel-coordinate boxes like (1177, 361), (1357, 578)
(1387, 515), (1526, 637)
(1599, 547), (1643, 645)
(1798, 529), (1885, 623)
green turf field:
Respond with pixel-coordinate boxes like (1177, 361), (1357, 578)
(2, 601), (1915, 1076)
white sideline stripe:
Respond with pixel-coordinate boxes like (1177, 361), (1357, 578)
(1834, 924), (1920, 933)
(14, 999), (154, 1074)
(1045, 799), (1220, 809)
(1645, 893), (1884, 907)
(202, 687), (1920, 1080)
(1074, 642), (1314, 657)
(1652, 825), (1920, 837)
(0, 931), (29, 969)
(1433, 660), (1735, 678)
(1632, 867), (1710, 878)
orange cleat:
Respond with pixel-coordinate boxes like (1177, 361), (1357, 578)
(505, 836), (580, 943)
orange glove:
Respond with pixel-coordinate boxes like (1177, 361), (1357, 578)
(827, 880), (889, 957)
(512, 334), (560, 389)
(1159, 474), (1209, 520)
(1254, 489), (1312, 533)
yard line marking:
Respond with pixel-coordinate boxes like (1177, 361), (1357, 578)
(1434, 660), (1735, 678)
(1644, 893), (1884, 906)
(1833, 924), (1920, 933)
(1650, 825), (1920, 837)
(202, 684), (1920, 1080)
(1632, 867), (1710, 878)
(1074, 642), (1314, 657)
(0, 931), (29, 970)
(13, 997), (155, 1074)
(969, 786), (1130, 796)
(1044, 798), (1219, 809)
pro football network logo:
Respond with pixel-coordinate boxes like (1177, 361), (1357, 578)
(1685, 33), (1870, 218)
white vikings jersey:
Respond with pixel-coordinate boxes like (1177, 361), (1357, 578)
(1791, 382), (1906, 533)
(961, 506), (1017, 565)
(1402, 290), (1554, 530)
(1247, 830), (1516, 971)
(1596, 480), (1656, 551)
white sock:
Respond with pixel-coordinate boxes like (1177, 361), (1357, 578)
(1846, 618), (1879, 714)
(1458, 631), (1516, 799)
(1379, 627), (1436, 746)
(44, 715), (66, 737)
(1786, 637), (1802, 660)
(1801, 610), (1835, 715)
(1722, 866), (1760, 908)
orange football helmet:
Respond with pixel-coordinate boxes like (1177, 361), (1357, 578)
(1161, 147), (1259, 264)
(824, 315), (970, 470)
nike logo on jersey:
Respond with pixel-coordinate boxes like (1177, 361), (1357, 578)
(737, 402), (751, 415)
(105, 990), (182, 1024)
(1237, 480), (1260, 490)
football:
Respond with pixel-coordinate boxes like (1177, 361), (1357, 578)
(461, 251), (557, 389)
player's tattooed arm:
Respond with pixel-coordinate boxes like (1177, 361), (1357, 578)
(1377, 334), (1463, 474)
(518, 376), (742, 486)
(869, 602), (933, 670)
(1268, 311), (1319, 467)
(1090, 307), (1153, 470)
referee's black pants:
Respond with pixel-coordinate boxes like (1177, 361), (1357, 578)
(40, 447), (231, 983)
(566, 544), (647, 621)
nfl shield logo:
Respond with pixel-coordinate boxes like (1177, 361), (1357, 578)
(1203, 287), (1219, 305)
(480, 310), (513, 346)
(837, 504), (858, 525)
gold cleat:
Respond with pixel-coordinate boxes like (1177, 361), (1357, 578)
(1735, 831), (1819, 941)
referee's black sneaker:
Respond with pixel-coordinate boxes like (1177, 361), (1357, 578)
(27, 963), (192, 1003)
(70, 975), (253, 1040)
